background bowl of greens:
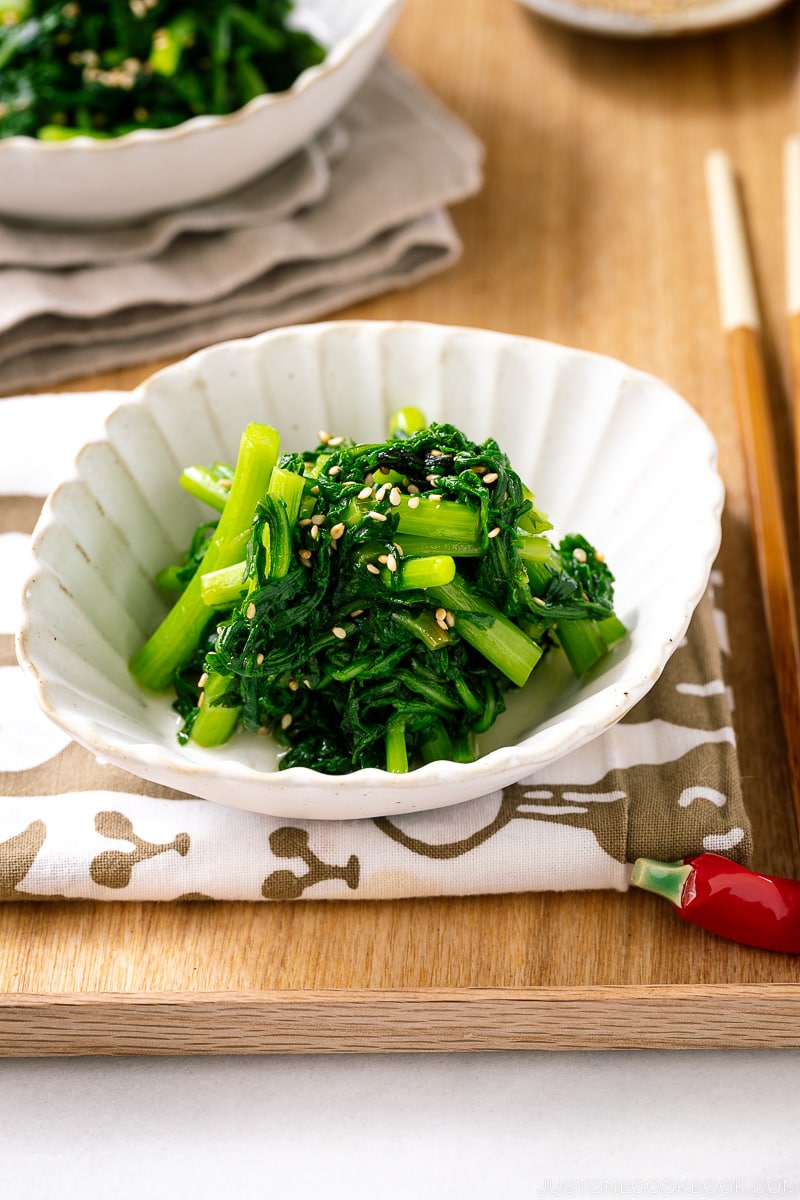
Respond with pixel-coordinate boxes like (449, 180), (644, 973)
(17, 321), (723, 820)
(0, 0), (403, 225)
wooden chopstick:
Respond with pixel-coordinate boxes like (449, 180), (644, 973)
(784, 134), (800, 521)
(705, 149), (800, 846)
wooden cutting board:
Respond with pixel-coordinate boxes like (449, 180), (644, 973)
(2, 0), (799, 1055)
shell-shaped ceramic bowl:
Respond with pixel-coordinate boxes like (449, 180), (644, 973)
(0, 0), (403, 226)
(17, 321), (723, 819)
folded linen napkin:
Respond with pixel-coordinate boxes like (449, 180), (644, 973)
(0, 391), (749, 901)
(0, 59), (483, 394)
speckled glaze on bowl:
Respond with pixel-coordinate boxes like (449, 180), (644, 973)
(0, 0), (403, 226)
(16, 321), (723, 819)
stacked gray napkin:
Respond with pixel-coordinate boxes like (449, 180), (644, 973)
(0, 60), (483, 393)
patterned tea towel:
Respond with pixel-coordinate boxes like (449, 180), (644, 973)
(0, 58), (483, 394)
(0, 393), (749, 902)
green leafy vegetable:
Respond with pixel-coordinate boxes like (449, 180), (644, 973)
(130, 408), (627, 774)
(0, 0), (325, 139)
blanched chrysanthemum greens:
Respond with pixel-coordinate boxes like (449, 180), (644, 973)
(130, 410), (625, 775)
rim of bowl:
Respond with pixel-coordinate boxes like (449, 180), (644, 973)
(15, 320), (724, 795)
(0, 0), (402, 157)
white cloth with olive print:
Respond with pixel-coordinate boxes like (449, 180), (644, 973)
(0, 393), (749, 901)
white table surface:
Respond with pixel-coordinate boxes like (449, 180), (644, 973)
(1, 1051), (798, 1196)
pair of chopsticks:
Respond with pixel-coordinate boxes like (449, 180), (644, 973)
(705, 144), (800, 850)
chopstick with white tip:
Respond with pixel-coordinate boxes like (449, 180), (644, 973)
(705, 148), (800, 844)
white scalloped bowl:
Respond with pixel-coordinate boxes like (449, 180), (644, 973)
(16, 321), (723, 819)
(0, 0), (403, 226)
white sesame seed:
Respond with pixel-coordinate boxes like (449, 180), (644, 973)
(533, 596), (546, 607)
(246, 602), (257, 619)
(350, 609), (364, 617)
(298, 518), (312, 527)
(303, 679), (312, 689)
(483, 472), (499, 485)
(375, 484), (389, 502)
(332, 626), (347, 640)
(471, 465), (486, 474)
(257, 725), (268, 736)
(436, 618), (448, 631)
(378, 555), (389, 564)
(329, 522), (346, 540)
(311, 513), (325, 525)
(197, 692), (205, 708)
(573, 547), (587, 563)
(386, 554), (398, 573)
(298, 549), (312, 561)
(318, 430), (331, 444)
(358, 486), (373, 500)
(376, 467), (391, 478)
(430, 449), (443, 457)
(389, 487), (402, 506)
(445, 611), (456, 628)
(257, 654), (265, 665)
(288, 679), (299, 691)
(310, 485), (319, 495)
(281, 712), (293, 730)
(328, 436), (344, 447)
(328, 464), (341, 476)
(407, 484), (421, 495)
(488, 527), (501, 539)
(595, 551), (606, 563)
(366, 563), (381, 575)
(367, 511), (387, 522)
(428, 494), (442, 502)
(198, 672), (208, 688)
(310, 525), (319, 540)
(435, 607), (447, 621)
(407, 496), (420, 509)
(300, 558), (313, 569)
(364, 473), (375, 486)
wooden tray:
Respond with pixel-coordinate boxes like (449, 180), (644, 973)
(2, 0), (800, 1055)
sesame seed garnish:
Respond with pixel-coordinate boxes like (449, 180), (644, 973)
(350, 609), (364, 617)
(310, 485), (319, 495)
(288, 679), (299, 691)
(430, 448), (443, 457)
(298, 518), (312, 527)
(407, 484), (420, 495)
(366, 563), (381, 575)
(407, 495), (420, 509)
(436, 617), (448, 631)
(329, 522), (346, 540)
(328, 436), (345, 447)
(378, 554), (389, 564)
(257, 725), (268, 736)
(435, 607), (447, 621)
(281, 712), (293, 730)
(198, 672), (208, 688)
(318, 430), (331, 444)
(300, 558), (312, 569)
(375, 484), (389, 502)
(389, 487), (402, 506)
(376, 467), (391, 478)
(257, 654), (265, 665)
(426, 475), (440, 485)
(197, 692), (205, 708)
(595, 550), (606, 563)
(328, 464), (341, 476)
(332, 626), (347, 640)
(428, 494), (442, 502)
(488, 527), (501, 538)
(483, 472), (499, 485)
(311, 513), (325, 525)
(386, 554), (398, 572)
(533, 596), (546, 607)
(303, 679), (312, 689)
(358, 486), (373, 500)
(310, 525), (319, 540)
(298, 548), (312, 561)
(471, 465), (486, 475)
(445, 611), (456, 628)
(573, 547), (588, 563)
(246, 601), (257, 619)
(364, 473), (374, 486)
(367, 510), (387, 522)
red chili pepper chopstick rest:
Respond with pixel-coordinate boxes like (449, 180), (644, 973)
(630, 852), (800, 953)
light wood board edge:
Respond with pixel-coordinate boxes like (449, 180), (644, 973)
(1, 985), (799, 1055)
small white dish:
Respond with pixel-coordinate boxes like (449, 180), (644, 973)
(17, 321), (723, 820)
(516, 0), (787, 36)
(0, 0), (403, 226)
